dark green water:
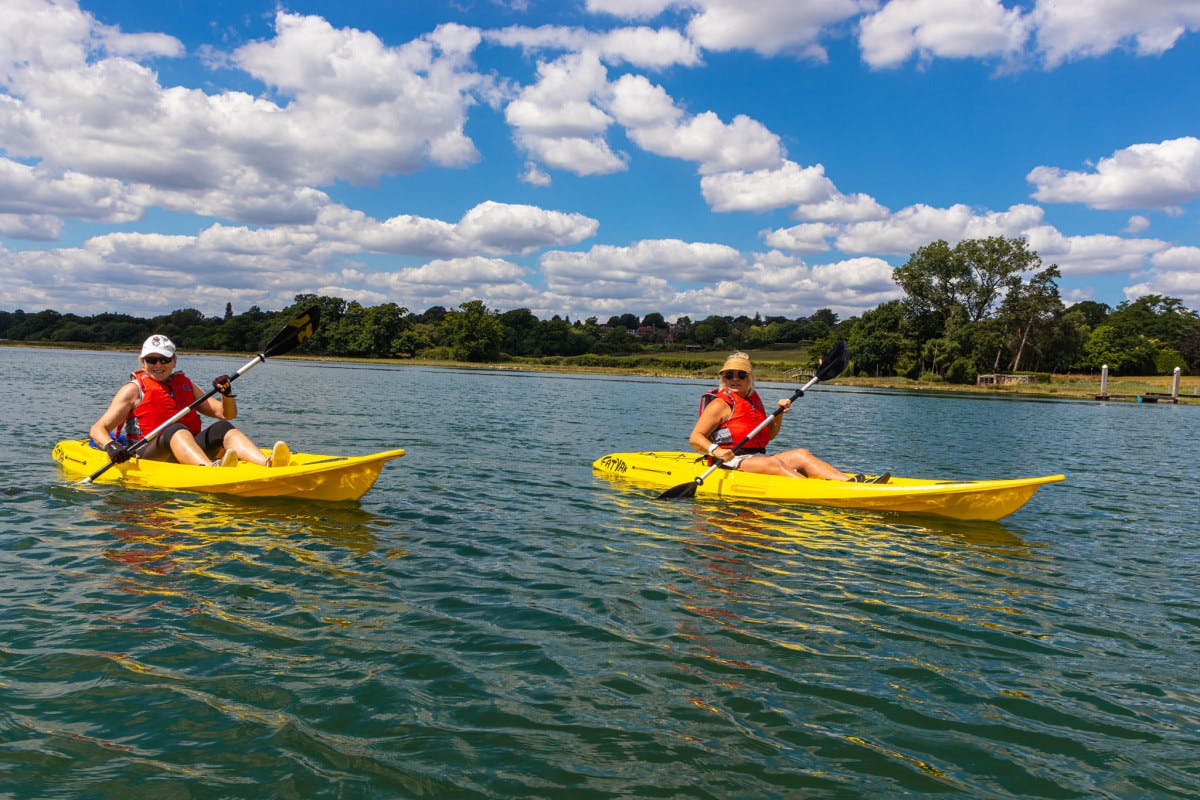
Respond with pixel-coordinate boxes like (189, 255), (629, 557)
(2, 347), (1198, 799)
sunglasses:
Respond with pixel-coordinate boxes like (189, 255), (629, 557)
(720, 370), (748, 380)
(142, 355), (174, 365)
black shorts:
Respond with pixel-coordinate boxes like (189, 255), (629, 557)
(137, 420), (235, 462)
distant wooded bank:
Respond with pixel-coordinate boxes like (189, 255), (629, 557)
(3, 238), (1198, 382)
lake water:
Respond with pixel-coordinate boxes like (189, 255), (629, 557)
(2, 346), (1198, 799)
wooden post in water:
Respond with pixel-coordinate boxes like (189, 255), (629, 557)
(1099, 364), (1109, 399)
(1172, 367), (1181, 399)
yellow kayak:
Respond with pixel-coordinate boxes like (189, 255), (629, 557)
(53, 439), (404, 502)
(593, 451), (1064, 521)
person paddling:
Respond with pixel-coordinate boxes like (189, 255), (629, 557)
(88, 334), (290, 468)
(688, 352), (888, 483)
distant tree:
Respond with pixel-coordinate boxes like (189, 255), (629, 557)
(642, 312), (666, 328)
(1068, 300), (1111, 328)
(811, 308), (839, 329)
(441, 300), (502, 361)
(1179, 324), (1200, 372)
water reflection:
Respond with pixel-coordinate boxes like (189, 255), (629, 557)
(69, 490), (395, 596)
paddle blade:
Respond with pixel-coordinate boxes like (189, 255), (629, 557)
(262, 305), (321, 358)
(815, 339), (850, 382)
(658, 480), (699, 499)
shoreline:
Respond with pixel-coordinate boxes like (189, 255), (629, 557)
(5, 340), (1198, 405)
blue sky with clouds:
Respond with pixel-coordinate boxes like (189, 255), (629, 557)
(2, 0), (1199, 322)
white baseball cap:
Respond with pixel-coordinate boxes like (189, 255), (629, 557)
(140, 334), (176, 359)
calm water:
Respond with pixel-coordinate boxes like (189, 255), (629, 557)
(2, 346), (1198, 799)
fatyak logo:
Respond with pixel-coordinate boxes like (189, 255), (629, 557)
(598, 455), (627, 474)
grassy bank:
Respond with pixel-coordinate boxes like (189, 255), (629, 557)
(6, 340), (1198, 404)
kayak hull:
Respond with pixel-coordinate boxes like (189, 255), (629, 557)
(53, 439), (404, 502)
(593, 451), (1064, 521)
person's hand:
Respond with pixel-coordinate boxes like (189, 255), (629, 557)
(213, 375), (234, 396)
(775, 398), (791, 414)
(711, 446), (732, 462)
(104, 440), (131, 464)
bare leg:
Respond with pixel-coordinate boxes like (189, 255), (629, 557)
(738, 448), (850, 480)
(166, 428), (214, 466)
(223, 428), (269, 465)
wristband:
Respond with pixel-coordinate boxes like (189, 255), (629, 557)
(707, 442), (719, 455)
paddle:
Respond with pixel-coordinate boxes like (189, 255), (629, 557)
(80, 305), (321, 485)
(658, 339), (850, 500)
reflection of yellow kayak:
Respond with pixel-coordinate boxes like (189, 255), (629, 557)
(53, 439), (404, 502)
(593, 451), (1064, 521)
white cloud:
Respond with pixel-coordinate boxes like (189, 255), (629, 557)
(688, 0), (866, 60)
(835, 203), (1045, 254)
(1032, 0), (1200, 66)
(607, 73), (783, 175)
(762, 223), (839, 253)
(585, 0), (675, 18)
(0, 8), (491, 230)
(1027, 137), (1200, 211)
(315, 201), (599, 257)
(505, 53), (627, 175)
(700, 161), (837, 212)
(625, 109), (784, 175)
(541, 238), (745, 288)
(0, 136), (141, 227)
(1023, 225), (1167, 276)
(673, 251), (901, 318)
(0, 213), (62, 240)
(485, 25), (700, 69)
(1124, 215), (1151, 234)
(858, 0), (1030, 68)
(796, 192), (890, 222)
(364, 256), (530, 287)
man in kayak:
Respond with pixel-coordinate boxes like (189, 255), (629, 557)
(689, 352), (886, 482)
(88, 334), (291, 468)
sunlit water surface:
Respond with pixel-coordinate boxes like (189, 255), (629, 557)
(1, 347), (1197, 798)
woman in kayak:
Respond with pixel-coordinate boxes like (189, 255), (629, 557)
(88, 334), (290, 468)
(689, 352), (886, 482)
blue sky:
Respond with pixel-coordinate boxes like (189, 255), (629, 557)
(2, 0), (1199, 323)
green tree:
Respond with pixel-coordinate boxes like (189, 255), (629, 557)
(441, 300), (502, 362)
(848, 301), (907, 377)
(1083, 325), (1159, 373)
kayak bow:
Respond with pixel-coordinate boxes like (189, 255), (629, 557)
(593, 451), (1063, 521)
(54, 439), (404, 502)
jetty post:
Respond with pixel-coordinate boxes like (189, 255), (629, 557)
(1099, 364), (1109, 398)
(1172, 367), (1181, 400)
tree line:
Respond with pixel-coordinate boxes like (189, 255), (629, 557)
(2, 237), (1198, 381)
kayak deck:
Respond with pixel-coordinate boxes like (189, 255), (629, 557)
(53, 439), (405, 502)
(593, 451), (1064, 521)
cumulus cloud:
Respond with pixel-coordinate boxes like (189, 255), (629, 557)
(1031, 0), (1200, 66)
(541, 238), (745, 289)
(835, 203), (1045, 254)
(505, 53), (627, 175)
(762, 223), (839, 253)
(315, 201), (599, 257)
(673, 251), (901, 318)
(688, 0), (866, 60)
(1023, 225), (1167, 276)
(1028, 137), (1200, 211)
(0, 6), (491, 229)
(858, 0), (1030, 68)
(485, 24), (700, 68)
(700, 161), (837, 212)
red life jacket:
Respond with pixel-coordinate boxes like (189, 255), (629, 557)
(124, 370), (201, 441)
(699, 388), (770, 452)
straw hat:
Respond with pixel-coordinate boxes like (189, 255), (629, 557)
(719, 353), (752, 374)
